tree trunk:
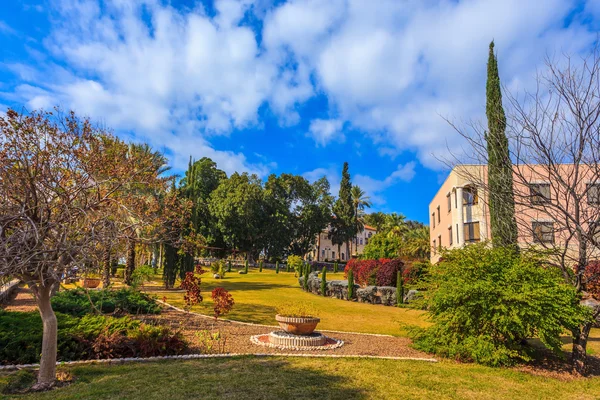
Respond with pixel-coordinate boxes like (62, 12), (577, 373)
(125, 239), (136, 285)
(102, 248), (111, 288)
(30, 283), (58, 388)
(572, 322), (592, 375)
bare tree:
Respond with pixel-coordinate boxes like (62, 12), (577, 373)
(448, 49), (600, 374)
(0, 109), (177, 388)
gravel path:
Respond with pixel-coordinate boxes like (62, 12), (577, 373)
(2, 287), (37, 312)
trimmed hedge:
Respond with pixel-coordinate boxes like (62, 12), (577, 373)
(0, 310), (186, 365)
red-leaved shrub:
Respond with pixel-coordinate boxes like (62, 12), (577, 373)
(344, 258), (360, 277)
(354, 259), (380, 286)
(376, 258), (404, 287)
(180, 265), (205, 308)
(585, 260), (600, 299)
(211, 287), (235, 320)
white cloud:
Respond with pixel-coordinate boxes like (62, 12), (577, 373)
(5, 0), (600, 178)
(307, 118), (344, 146)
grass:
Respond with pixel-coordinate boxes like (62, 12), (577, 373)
(1, 356), (600, 399)
(146, 268), (428, 336)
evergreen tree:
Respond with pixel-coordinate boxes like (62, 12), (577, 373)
(227, 259), (231, 273)
(162, 242), (179, 289)
(303, 264), (309, 291)
(485, 41), (519, 249)
(334, 261), (338, 274)
(331, 162), (355, 260)
(276, 261), (279, 274)
(259, 260), (263, 272)
(396, 270), (403, 306)
(321, 267), (327, 296)
(245, 259), (249, 274)
(347, 269), (354, 300)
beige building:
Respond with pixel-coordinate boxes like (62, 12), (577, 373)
(308, 224), (377, 262)
(429, 164), (600, 263)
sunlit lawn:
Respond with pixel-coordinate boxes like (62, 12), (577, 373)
(145, 268), (428, 336)
(2, 356), (600, 400)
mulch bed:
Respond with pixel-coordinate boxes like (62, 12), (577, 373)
(1, 287), (37, 312)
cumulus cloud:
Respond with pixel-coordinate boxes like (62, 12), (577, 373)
(307, 118), (344, 146)
(3, 0), (600, 178)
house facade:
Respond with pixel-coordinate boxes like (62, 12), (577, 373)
(428, 164), (600, 263)
(308, 224), (377, 262)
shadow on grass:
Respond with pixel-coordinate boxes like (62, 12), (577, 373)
(0, 357), (366, 400)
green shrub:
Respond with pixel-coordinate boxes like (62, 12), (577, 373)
(259, 261), (263, 272)
(410, 244), (589, 367)
(275, 261), (279, 274)
(287, 255), (303, 275)
(333, 261), (338, 274)
(244, 260), (249, 274)
(52, 288), (161, 317)
(227, 260), (232, 273)
(130, 265), (154, 289)
(0, 310), (185, 365)
(321, 267), (327, 296)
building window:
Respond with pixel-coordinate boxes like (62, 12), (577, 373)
(463, 187), (478, 205)
(456, 223), (459, 243)
(321, 250), (325, 257)
(530, 183), (551, 204)
(332, 251), (335, 259)
(587, 183), (600, 205)
(455, 191), (458, 208)
(437, 206), (441, 223)
(447, 193), (452, 212)
(433, 239), (437, 254)
(449, 226), (453, 245)
(432, 213), (436, 228)
(341, 253), (345, 260)
(360, 238), (363, 245)
(532, 221), (554, 244)
(464, 222), (481, 242)
(438, 235), (442, 251)
(368, 232), (372, 238)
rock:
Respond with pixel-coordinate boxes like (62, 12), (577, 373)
(213, 273), (221, 279)
(403, 289), (419, 303)
(376, 286), (397, 306)
(327, 280), (348, 300)
(356, 286), (380, 304)
(238, 270), (247, 275)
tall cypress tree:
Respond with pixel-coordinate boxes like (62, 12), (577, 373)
(485, 41), (519, 249)
(332, 162), (355, 260)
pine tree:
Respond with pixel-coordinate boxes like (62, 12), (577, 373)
(347, 269), (354, 300)
(162, 242), (179, 289)
(486, 41), (519, 249)
(321, 267), (327, 296)
(396, 270), (403, 306)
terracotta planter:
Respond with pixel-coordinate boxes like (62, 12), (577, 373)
(82, 278), (101, 288)
(275, 314), (320, 335)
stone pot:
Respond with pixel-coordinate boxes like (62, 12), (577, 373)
(275, 314), (320, 335)
(82, 278), (101, 288)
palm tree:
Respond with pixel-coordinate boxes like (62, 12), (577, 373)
(402, 226), (430, 260)
(350, 185), (372, 255)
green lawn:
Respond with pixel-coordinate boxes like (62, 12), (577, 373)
(2, 356), (600, 399)
(148, 268), (428, 336)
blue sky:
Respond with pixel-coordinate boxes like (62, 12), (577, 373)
(1, 0), (600, 223)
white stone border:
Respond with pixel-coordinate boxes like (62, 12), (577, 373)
(250, 334), (344, 351)
(156, 299), (395, 338)
(0, 353), (437, 371)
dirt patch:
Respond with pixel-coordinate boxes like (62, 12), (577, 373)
(1, 287), (37, 312)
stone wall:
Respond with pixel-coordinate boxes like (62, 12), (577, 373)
(299, 272), (418, 307)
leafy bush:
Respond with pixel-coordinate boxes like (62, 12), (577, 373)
(277, 302), (317, 318)
(0, 310), (187, 364)
(180, 265), (205, 309)
(130, 265), (154, 289)
(287, 255), (303, 275)
(411, 244), (589, 367)
(51, 288), (161, 317)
